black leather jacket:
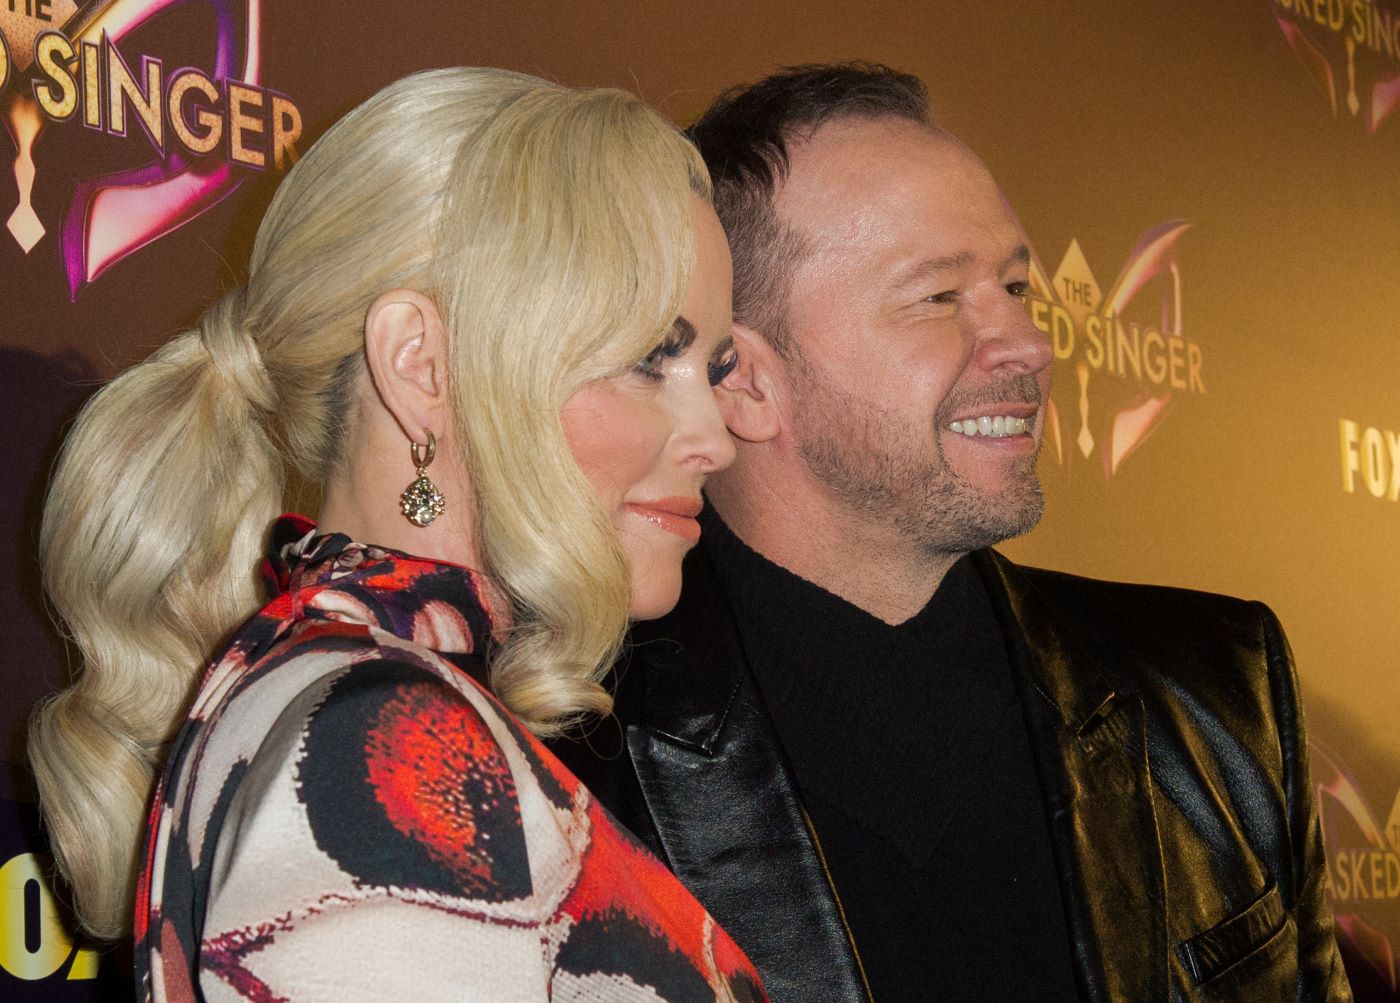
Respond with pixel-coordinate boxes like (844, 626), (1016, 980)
(556, 545), (1352, 1002)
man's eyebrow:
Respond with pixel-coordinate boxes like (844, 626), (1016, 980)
(1002, 245), (1031, 272)
(888, 251), (975, 291)
(887, 246), (1030, 294)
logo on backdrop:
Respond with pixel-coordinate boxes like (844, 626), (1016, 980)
(0, 852), (100, 985)
(0, 796), (106, 994)
(1339, 418), (1400, 501)
(1272, 0), (1400, 133)
(0, 0), (303, 298)
(1026, 222), (1207, 479)
(1314, 745), (1400, 992)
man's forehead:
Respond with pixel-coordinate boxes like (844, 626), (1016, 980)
(774, 116), (1011, 254)
(782, 117), (973, 183)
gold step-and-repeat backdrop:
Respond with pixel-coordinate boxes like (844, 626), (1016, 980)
(0, 1), (1395, 998)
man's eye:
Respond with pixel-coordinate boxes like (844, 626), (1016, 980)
(1007, 281), (1030, 299)
(926, 290), (957, 304)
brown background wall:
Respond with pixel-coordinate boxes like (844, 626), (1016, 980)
(2, 0), (1396, 997)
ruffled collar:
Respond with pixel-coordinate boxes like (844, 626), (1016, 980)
(257, 513), (498, 657)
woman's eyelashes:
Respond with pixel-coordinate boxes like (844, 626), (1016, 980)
(633, 340), (678, 381)
(629, 320), (736, 387)
(633, 318), (709, 382)
(707, 337), (738, 386)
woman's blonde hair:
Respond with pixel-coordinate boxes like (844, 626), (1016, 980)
(30, 67), (710, 940)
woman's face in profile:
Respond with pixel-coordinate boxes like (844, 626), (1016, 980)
(562, 200), (737, 620)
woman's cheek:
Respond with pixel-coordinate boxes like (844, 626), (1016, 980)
(561, 385), (667, 510)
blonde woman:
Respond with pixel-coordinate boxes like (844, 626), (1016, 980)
(31, 68), (765, 1001)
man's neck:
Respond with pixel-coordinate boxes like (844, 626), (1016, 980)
(707, 467), (962, 626)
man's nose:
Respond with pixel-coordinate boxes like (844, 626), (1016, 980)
(974, 300), (1053, 376)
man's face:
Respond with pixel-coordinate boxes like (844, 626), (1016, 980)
(773, 117), (1053, 555)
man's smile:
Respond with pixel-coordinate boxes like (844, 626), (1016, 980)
(947, 415), (1031, 438)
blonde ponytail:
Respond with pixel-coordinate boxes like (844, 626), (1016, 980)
(32, 293), (282, 938)
(30, 67), (709, 939)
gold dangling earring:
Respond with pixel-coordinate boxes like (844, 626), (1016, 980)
(399, 431), (446, 527)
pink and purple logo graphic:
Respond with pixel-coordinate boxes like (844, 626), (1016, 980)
(1273, 0), (1400, 133)
(1026, 222), (1207, 479)
(1, 0), (301, 298)
(1314, 744), (1400, 994)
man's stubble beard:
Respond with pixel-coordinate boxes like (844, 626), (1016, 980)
(788, 356), (1045, 557)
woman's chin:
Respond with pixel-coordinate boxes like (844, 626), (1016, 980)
(627, 579), (683, 622)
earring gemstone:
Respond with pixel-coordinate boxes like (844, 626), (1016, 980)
(400, 474), (445, 527)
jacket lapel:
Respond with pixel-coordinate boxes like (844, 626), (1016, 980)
(975, 551), (1169, 1003)
(626, 545), (870, 1003)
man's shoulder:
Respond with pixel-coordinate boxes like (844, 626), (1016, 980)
(992, 550), (1256, 606)
(981, 550), (1295, 724)
(984, 549), (1280, 647)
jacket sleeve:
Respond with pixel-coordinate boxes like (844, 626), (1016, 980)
(1257, 604), (1353, 1001)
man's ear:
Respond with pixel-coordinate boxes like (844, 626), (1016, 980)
(716, 322), (784, 444)
(363, 289), (450, 444)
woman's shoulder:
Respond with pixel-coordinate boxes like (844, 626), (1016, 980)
(177, 616), (593, 884)
(143, 628), (580, 992)
(262, 645), (549, 898)
(173, 618), (572, 874)
(171, 619), (464, 778)
(143, 647), (552, 999)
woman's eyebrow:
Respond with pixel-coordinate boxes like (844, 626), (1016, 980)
(668, 316), (698, 350)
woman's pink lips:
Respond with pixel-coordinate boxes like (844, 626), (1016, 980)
(625, 497), (703, 542)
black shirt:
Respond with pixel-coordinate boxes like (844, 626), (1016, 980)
(702, 508), (1079, 1001)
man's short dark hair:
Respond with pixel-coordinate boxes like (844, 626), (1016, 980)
(688, 63), (931, 358)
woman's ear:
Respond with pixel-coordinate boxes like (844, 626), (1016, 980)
(363, 289), (450, 443)
(715, 322), (784, 444)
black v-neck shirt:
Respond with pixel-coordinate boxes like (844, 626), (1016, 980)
(702, 508), (1079, 1001)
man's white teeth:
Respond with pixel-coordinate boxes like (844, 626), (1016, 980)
(948, 416), (1029, 438)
